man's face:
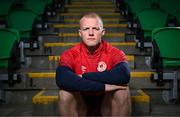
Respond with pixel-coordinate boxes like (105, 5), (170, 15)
(79, 17), (105, 47)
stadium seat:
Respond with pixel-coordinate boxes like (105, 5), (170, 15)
(0, 0), (12, 27)
(6, 8), (38, 47)
(126, 0), (159, 31)
(128, 0), (157, 18)
(23, 0), (47, 16)
(135, 8), (168, 49)
(157, 0), (180, 20)
(151, 27), (180, 69)
(150, 27), (180, 102)
(175, 10), (180, 26)
(0, 28), (21, 85)
(23, 0), (52, 30)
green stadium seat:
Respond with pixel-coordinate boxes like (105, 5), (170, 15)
(158, 0), (180, 19)
(151, 27), (180, 69)
(45, 0), (53, 5)
(128, 0), (157, 17)
(23, 0), (52, 29)
(175, 10), (180, 26)
(150, 27), (180, 102)
(0, 28), (21, 85)
(0, 0), (12, 27)
(23, 0), (47, 17)
(136, 8), (168, 48)
(126, 0), (158, 31)
(0, 0), (12, 16)
(23, 0), (51, 21)
(6, 8), (37, 41)
(0, 28), (20, 68)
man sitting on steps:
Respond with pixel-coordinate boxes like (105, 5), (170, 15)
(56, 12), (131, 116)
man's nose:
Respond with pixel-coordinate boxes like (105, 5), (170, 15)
(89, 29), (94, 36)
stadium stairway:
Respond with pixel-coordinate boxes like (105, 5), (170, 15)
(0, 0), (180, 116)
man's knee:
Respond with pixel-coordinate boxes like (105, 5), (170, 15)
(58, 90), (87, 116)
(58, 90), (75, 103)
(114, 88), (130, 103)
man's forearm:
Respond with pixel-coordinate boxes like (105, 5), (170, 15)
(82, 62), (130, 85)
(56, 66), (105, 92)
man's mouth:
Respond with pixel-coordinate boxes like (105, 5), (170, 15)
(87, 38), (96, 40)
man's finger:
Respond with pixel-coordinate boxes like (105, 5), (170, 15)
(117, 85), (127, 90)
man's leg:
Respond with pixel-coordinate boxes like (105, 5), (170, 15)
(58, 90), (87, 116)
(101, 87), (131, 116)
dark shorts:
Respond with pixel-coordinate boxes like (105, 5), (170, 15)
(81, 93), (105, 116)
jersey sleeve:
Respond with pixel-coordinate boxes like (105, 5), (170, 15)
(111, 48), (127, 67)
(56, 66), (105, 92)
(59, 50), (74, 70)
(82, 62), (130, 85)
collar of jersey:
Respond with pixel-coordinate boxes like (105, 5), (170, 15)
(80, 41), (104, 58)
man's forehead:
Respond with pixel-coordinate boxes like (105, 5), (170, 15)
(80, 17), (102, 28)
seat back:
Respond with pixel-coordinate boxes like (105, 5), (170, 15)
(23, 0), (47, 15)
(128, 0), (157, 16)
(0, 0), (12, 16)
(0, 28), (20, 68)
(6, 8), (37, 39)
(158, 0), (180, 16)
(152, 27), (180, 68)
(137, 8), (167, 39)
(175, 10), (180, 26)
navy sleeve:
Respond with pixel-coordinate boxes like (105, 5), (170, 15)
(82, 62), (130, 85)
(56, 66), (105, 92)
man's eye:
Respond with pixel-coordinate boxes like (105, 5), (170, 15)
(94, 28), (100, 31)
(82, 28), (88, 31)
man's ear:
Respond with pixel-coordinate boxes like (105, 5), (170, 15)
(102, 28), (105, 36)
(78, 29), (82, 37)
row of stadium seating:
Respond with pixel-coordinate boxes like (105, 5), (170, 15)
(117, 0), (180, 22)
(116, 0), (180, 100)
(0, 0), (56, 24)
(0, 0), (62, 86)
(117, 0), (180, 48)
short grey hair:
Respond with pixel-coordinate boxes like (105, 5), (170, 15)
(79, 12), (104, 29)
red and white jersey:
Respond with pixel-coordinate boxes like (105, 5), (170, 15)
(59, 40), (127, 75)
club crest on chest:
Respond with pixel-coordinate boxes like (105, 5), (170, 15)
(97, 61), (107, 72)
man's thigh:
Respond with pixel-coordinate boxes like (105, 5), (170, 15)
(101, 88), (131, 116)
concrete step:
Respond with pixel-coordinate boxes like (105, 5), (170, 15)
(32, 89), (150, 116)
(66, 8), (116, 13)
(48, 16), (127, 24)
(150, 104), (180, 116)
(38, 32), (129, 42)
(70, 1), (113, 3)
(52, 23), (127, 28)
(41, 44), (139, 55)
(0, 104), (33, 116)
(57, 13), (121, 18)
(27, 55), (135, 70)
(41, 42), (138, 55)
(27, 71), (154, 79)
(65, 4), (114, 8)
(43, 42), (136, 48)
(50, 23), (128, 33)
(25, 43), (146, 57)
(25, 71), (156, 89)
(59, 18), (126, 24)
(70, 1), (113, 5)
(39, 32), (125, 37)
(25, 70), (175, 89)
